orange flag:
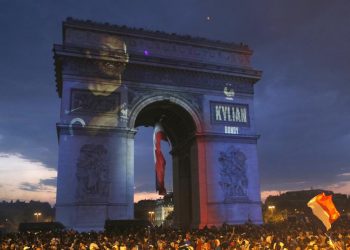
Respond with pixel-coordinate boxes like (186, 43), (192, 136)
(307, 193), (340, 230)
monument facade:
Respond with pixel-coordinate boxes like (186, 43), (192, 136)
(53, 18), (263, 231)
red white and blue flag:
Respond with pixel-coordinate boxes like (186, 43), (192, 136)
(153, 122), (168, 195)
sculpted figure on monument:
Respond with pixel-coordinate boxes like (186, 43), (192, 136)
(218, 146), (248, 201)
(76, 144), (109, 201)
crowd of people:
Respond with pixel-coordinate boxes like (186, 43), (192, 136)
(1, 219), (350, 249)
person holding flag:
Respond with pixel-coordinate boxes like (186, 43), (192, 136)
(153, 120), (169, 195)
(307, 192), (342, 249)
(307, 192), (340, 231)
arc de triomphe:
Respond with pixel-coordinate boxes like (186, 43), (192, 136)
(53, 18), (263, 231)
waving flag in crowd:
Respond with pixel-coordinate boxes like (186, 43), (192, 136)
(153, 122), (169, 195)
(307, 193), (340, 230)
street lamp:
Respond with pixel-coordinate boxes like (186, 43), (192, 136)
(148, 211), (154, 222)
(34, 212), (42, 222)
(268, 205), (275, 213)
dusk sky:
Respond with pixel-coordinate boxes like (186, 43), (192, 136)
(0, 1), (349, 205)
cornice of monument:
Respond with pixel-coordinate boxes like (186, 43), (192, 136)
(56, 123), (137, 139)
(129, 54), (261, 79)
(53, 44), (259, 97)
(63, 17), (252, 54)
(195, 132), (260, 143)
(54, 18), (262, 97)
(53, 44), (261, 78)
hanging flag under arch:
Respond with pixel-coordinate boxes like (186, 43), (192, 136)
(153, 122), (169, 195)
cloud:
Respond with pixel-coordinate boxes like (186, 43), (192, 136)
(0, 153), (12, 158)
(19, 178), (57, 192)
(325, 181), (350, 195)
(19, 182), (42, 192)
(39, 177), (57, 187)
(0, 153), (56, 204)
(338, 172), (350, 177)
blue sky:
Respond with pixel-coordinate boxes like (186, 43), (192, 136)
(0, 0), (349, 204)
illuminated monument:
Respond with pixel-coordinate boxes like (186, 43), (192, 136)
(53, 18), (263, 231)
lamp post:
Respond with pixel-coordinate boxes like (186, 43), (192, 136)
(268, 205), (276, 217)
(148, 211), (154, 223)
(34, 212), (42, 222)
(266, 205), (276, 222)
(268, 205), (275, 212)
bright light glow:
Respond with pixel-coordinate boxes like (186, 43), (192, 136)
(268, 205), (275, 210)
(34, 212), (42, 222)
(0, 153), (56, 204)
(148, 211), (155, 222)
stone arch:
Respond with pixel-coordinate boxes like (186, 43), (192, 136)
(128, 94), (203, 134)
(129, 94), (203, 228)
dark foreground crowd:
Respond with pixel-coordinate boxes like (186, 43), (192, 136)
(1, 220), (350, 250)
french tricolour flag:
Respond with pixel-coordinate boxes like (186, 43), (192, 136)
(307, 193), (340, 230)
(153, 122), (168, 195)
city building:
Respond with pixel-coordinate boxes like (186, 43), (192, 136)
(155, 193), (174, 226)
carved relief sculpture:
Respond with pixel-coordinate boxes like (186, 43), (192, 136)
(218, 146), (248, 202)
(76, 144), (109, 201)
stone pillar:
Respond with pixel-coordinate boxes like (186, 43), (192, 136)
(200, 134), (263, 226)
(107, 130), (135, 220)
(55, 126), (136, 231)
(191, 136), (209, 228)
(172, 147), (193, 228)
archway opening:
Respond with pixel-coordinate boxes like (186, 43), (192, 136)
(134, 126), (173, 222)
(133, 100), (198, 228)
